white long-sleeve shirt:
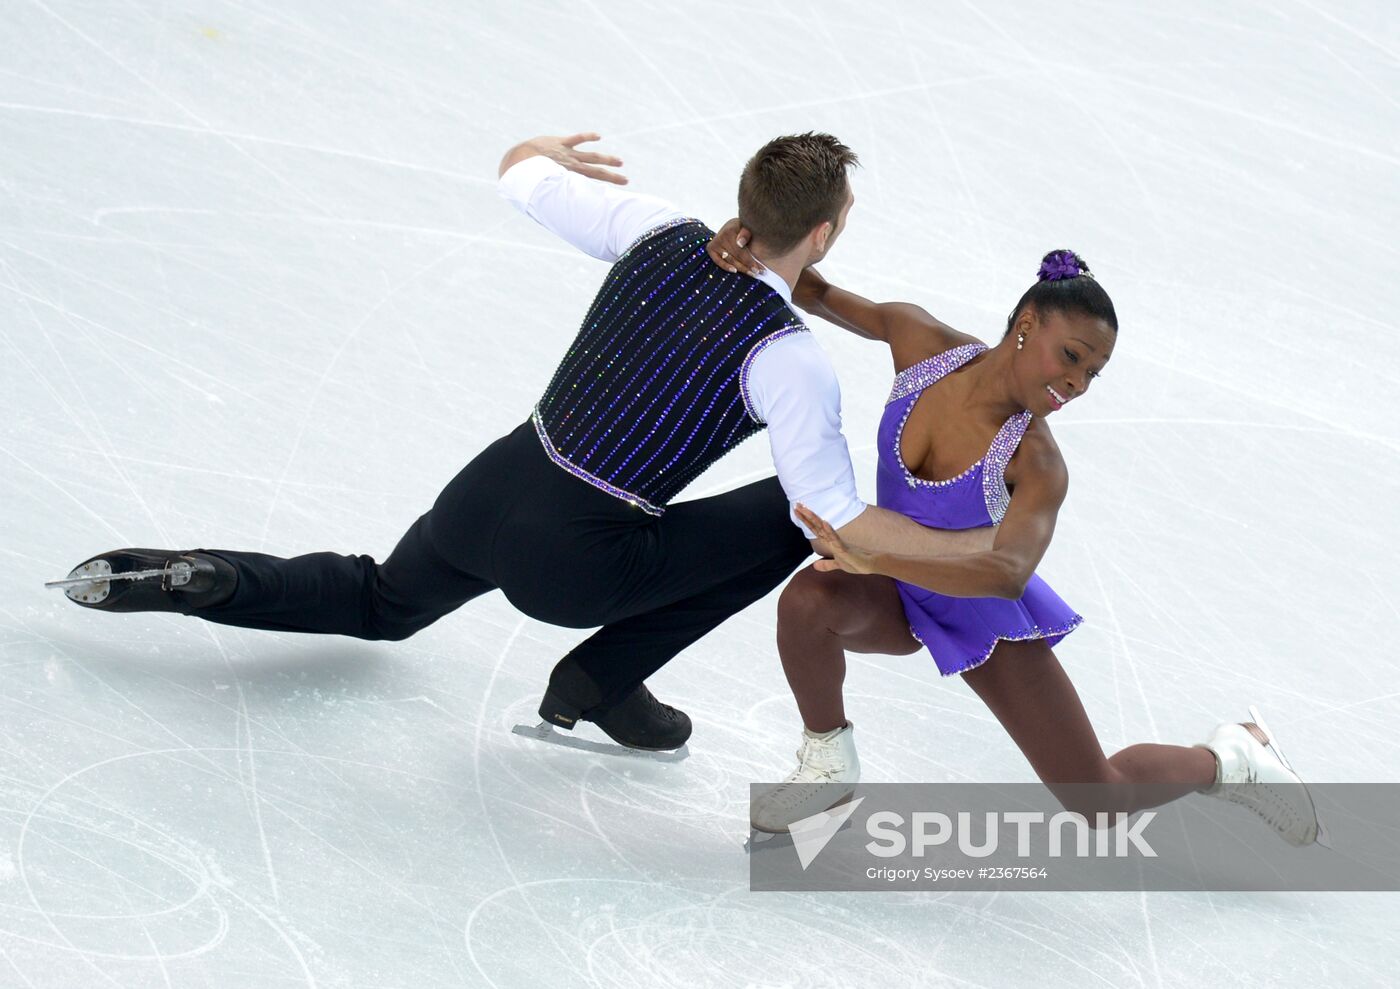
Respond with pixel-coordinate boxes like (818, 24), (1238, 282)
(498, 155), (865, 536)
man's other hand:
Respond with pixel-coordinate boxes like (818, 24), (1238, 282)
(499, 133), (629, 184)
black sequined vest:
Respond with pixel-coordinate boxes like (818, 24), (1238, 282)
(532, 219), (806, 515)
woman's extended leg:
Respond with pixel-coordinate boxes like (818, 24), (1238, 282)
(961, 638), (1215, 816)
(775, 565), (921, 732)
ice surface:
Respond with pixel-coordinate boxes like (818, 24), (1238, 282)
(2, 1), (1398, 986)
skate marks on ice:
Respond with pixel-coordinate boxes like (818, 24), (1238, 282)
(0, 744), (367, 988)
(461, 876), (947, 987)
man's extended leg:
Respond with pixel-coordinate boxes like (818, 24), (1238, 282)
(63, 429), (535, 637)
(186, 512), (493, 641)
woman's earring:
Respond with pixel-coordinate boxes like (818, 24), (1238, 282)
(1017, 332), (1026, 351)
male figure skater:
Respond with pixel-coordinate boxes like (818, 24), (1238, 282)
(56, 130), (987, 751)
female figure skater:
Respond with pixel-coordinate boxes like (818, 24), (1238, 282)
(707, 229), (1322, 845)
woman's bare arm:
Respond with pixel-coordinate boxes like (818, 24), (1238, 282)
(794, 266), (962, 362)
(792, 265), (892, 340)
(823, 505), (996, 560)
(797, 436), (1068, 600)
(705, 219), (961, 358)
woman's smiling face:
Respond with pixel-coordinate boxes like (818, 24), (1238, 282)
(1015, 307), (1116, 415)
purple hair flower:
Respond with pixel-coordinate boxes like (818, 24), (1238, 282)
(1038, 250), (1082, 282)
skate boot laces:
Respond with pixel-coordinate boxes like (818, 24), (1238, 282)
(1204, 706), (1321, 846)
(751, 724), (861, 833)
(767, 733), (853, 811)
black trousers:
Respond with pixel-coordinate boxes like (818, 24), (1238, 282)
(195, 420), (811, 705)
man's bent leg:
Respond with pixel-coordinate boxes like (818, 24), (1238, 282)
(561, 547), (806, 705)
(554, 476), (811, 708)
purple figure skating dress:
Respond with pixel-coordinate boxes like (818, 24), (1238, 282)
(876, 343), (1082, 675)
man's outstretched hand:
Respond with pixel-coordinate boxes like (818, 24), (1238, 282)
(499, 133), (629, 184)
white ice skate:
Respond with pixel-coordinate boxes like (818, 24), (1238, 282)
(1197, 705), (1327, 847)
(750, 722), (860, 834)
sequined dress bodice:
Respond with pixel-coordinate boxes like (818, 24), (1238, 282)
(875, 343), (1034, 530)
(533, 219), (805, 515)
(874, 342), (1083, 677)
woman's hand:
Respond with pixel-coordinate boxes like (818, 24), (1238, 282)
(705, 218), (764, 276)
(795, 504), (879, 576)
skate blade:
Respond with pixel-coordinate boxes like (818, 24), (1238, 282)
(744, 817), (856, 855)
(744, 830), (783, 855)
(46, 560), (193, 601)
(1247, 704), (1330, 848)
(51, 559), (112, 604)
(509, 721), (689, 763)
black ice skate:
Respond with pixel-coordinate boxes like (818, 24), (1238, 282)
(47, 549), (236, 613)
(513, 661), (691, 760)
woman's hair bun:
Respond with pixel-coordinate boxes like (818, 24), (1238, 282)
(1037, 249), (1092, 282)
